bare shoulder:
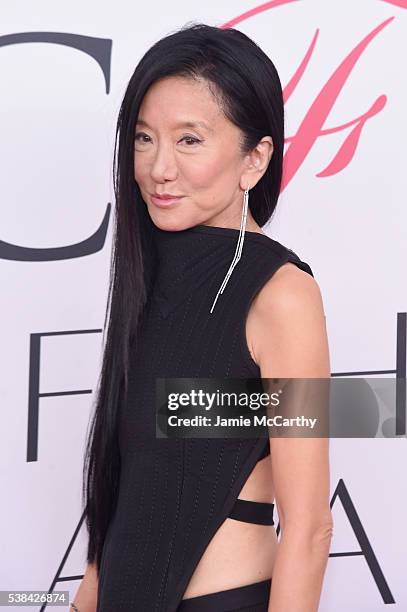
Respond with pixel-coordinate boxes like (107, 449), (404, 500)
(248, 261), (324, 327)
(246, 261), (330, 377)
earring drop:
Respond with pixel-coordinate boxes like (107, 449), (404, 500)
(210, 187), (249, 314)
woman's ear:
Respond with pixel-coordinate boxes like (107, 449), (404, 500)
(241, 136), (274, 190)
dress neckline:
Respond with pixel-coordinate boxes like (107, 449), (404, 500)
(155, 222), (273, 245)
(150, 221), (281, 319)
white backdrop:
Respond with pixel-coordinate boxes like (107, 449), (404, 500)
(1, 0), (406, 610)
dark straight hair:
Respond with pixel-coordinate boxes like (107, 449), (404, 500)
(82, 21), (285, 573)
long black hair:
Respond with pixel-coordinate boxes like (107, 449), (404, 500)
(82, 21), (285, 573)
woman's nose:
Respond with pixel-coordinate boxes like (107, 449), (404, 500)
(150, 144), (178, 182)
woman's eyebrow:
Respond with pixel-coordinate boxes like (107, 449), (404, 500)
(136, 118), (213, 133)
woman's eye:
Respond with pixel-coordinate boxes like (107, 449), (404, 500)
(135, 132), (151, 143)
(134, 133), (202, 146)
(181, 136), (202, 146)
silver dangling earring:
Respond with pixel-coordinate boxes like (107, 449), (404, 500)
(210, 186), (249, 314)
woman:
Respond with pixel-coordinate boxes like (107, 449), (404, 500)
(71, 22), (333, 612)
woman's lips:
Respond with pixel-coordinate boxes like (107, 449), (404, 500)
(150, 194), (184, 207)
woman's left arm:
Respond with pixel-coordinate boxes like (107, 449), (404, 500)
(249, 262), (333, 612)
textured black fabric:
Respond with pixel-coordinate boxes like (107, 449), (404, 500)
(257, 443), (270, 461)
(228, 498), (275, 526)
(96, 223), (313, 612)
(176, 578), (272, 611)
(227, 425), (274, 525)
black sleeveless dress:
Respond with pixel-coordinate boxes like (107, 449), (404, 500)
(96, 223), (313, 612)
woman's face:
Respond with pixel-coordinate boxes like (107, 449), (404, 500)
(133, 75), (268, 231)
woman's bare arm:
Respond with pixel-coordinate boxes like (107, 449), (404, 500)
(70, 562), (99, 612)
(249, 262), (333, 612)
